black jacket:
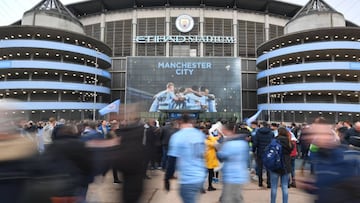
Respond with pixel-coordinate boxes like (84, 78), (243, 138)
(345, 128), (360, 146)
(160, 124), (178, 146)
(253, 127), (274, 157)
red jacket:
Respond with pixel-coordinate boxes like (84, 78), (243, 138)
(290, 140), (297, 157)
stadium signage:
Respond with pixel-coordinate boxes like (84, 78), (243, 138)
(134, 35), (236, 43)
(157, 61), (212, 75)
(175, 14), (194, 33)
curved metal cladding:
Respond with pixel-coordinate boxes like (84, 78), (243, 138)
(0, 26), (112, 120)
(256, 28), (360, 123)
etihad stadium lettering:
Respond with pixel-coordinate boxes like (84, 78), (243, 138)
(134, 35), (236, 43)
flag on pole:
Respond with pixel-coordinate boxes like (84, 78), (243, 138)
(245, 109), (262, 126)
(99, 99), (120, 116)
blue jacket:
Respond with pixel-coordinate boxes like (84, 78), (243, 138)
(217, 137), (249, 184)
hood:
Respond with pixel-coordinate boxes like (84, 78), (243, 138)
(257, 127), (272, 134)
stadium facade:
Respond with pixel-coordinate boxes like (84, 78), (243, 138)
(66, 0), (302, 121)
(1, 0), (358, 122)
(257, 0), (360, 123)
(0, 0), (112, 120)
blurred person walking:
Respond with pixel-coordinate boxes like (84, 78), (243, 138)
(216, 122), (249, 203)
(24, 123), (93, 203)
(0, 115), (37, 203)
(297, 118), (360, 203)
(165, 114), (206, 203)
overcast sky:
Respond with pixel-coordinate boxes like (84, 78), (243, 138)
(0, 0), (359, 26)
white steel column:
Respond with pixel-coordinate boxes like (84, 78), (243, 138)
(199, 8), (204, 57)
(165, 8), (170, 57)
(264, 14), (270, 41)
(233, 10), (238, 57)
(100, 13), (106, 42)
(132, 9), (137, 56)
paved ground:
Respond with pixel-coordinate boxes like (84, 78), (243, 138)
(86, 168), (315, 203)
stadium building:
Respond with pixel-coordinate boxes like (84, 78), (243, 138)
(0, 0), (112, 120)
(1, 0), (358, 122)
(257, 0), (360, 123)
(65, 0), (303, 121)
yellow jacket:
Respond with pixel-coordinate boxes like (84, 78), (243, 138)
(205, 135), (220, 169)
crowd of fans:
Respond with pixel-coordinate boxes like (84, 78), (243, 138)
(0, 110), (359, 203)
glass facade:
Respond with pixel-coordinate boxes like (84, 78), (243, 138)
(83, 8), (286, 121)
(127, 57), (241, 115)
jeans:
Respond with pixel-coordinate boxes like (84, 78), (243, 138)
(161, 145), (169, 169)
(270, 171), (289, 203)
(179, 182), (203, 203)
(290, 157), (296, 180)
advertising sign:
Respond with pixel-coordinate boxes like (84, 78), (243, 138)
(126, 57), (241, 113)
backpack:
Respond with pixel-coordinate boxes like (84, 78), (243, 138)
(262, 138), (283, 171)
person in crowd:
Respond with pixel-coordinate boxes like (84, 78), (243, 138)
(249, 121), (259, 175)
(204, 127), (219, 191)
(80, 120), (104, 142)
(289, 132), (298, 188)
(142, 119), (159, 179)
(52, 118), (66, 140)
(160, 119), (179, 170)
(269, 127), (293, 203)
(270, 123), (279, 137)
(86, 103), (147, 203)
(344, 121), (360, 146)
(216, 121), (249, 203)
(108, 120), (122, 184)
(98, 120), (111, 139)
(252, 121), (274, 188)
(165, 114), (206, 203)
(42, 117), (56, 149)
(36, 121), (45, 153)
(343, 120), (352, 129)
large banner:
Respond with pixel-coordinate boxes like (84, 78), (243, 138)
(126, 57), (241, 113)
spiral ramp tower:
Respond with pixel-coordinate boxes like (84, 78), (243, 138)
(0, 0), (112, 120)
(256, 0), (360, 123)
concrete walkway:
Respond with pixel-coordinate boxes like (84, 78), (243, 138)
(86, 169), (315, 203)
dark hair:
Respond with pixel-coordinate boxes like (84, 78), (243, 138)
(261, 121), (269, 127)
(223, 121), (236, 132)
(271, 123), (278, 127)
(278, 127), (291, 146)
(313, 117), (330, 124)
(179, 114), (192, 123)
(278, 127), (288, 137)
